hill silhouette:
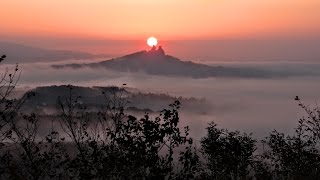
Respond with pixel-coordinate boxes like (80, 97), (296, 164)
(52, 46), (274, 78)
(21, 85), (209, 115)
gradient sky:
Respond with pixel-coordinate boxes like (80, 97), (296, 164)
(1, 0), (320, 40)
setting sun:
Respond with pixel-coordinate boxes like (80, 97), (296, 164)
(147, 37), (158, 47)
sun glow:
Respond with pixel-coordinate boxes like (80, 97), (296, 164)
(147, 37), (158, 47)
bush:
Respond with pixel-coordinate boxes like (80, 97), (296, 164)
(201, 122), (256, 180)
(260, 97), (320, 180)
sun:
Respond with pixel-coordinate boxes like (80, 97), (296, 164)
(147, 37), (158, 47)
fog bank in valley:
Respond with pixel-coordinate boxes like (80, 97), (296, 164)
(3, 60), (320, 140)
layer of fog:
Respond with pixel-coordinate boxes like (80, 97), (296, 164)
(2, 60), (320, 142)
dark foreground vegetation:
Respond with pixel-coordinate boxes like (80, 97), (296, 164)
(1, 55), (320, 180)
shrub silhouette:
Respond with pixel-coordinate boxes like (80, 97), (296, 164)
(0, 55), (22, 179)
(259, 97), (320, 180)
(201, 122), (256, 180)
(0, 55), (67, 179)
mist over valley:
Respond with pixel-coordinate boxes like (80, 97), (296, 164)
(3, 42), (320, 140)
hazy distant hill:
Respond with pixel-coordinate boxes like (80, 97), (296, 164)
(52, 46), (297, 78)
(0, 41), (109, 63)
(21, 85), (210, 115)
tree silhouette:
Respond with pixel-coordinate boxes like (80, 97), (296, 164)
(201, 122), (256, 180)
(55, 85), (199, 179)
(260, 97), (320, 179)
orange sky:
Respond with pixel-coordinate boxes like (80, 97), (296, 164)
(1, 0), (320, 40)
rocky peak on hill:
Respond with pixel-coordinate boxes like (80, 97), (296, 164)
(149, 46), (165, 57)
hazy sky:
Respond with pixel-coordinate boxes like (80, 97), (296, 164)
(1, 0), (320, 40)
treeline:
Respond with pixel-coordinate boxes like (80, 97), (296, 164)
(20, 85), (208, 115)
(1, 55), (320, 180)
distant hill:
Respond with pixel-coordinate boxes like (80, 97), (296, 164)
(52, 46), (294, 78)
(21, 85), (210, 115)
(0, 41), (109, 63)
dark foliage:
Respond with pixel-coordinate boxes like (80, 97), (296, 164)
(201, 122), (256, 180)
(259, 97), (320, 180)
